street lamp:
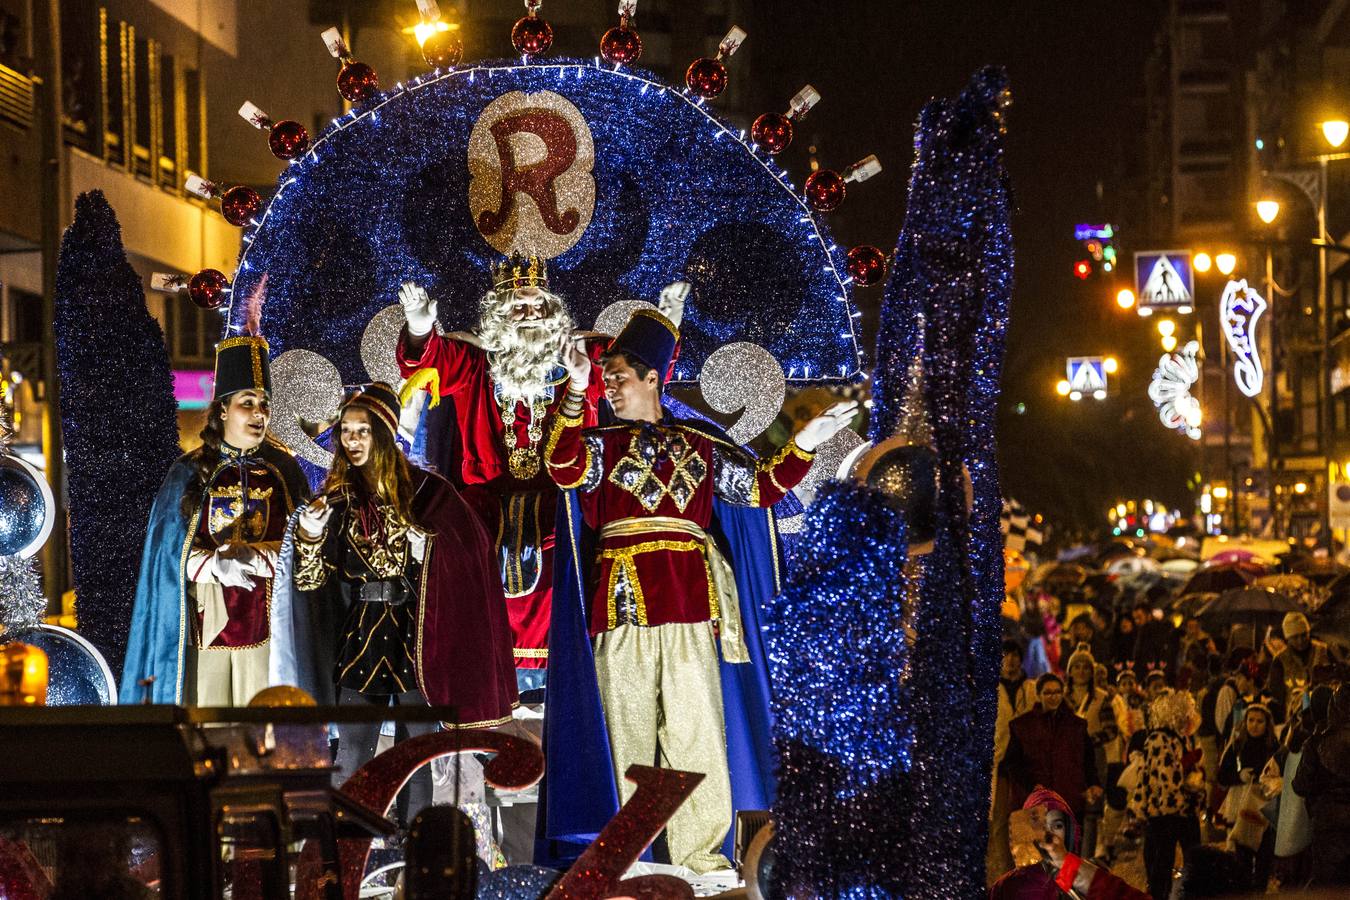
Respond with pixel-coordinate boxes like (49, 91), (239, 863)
(1116, 288), (1136, 310)
(1056, 379), (1071, 397)
(1103, 356), (1119, 374)
(1162, 334), (1178, 353)
(1321, 119), (1350, 150)
(1194, 252), (1213, 274)
(1158, 319), (1176, 337)
(1256, 199), (1281, 224)
(1216, 252), (1238, 275)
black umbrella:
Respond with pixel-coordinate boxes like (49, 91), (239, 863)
(1181, 564), (1257, 596)
(1199, 587), (1299, 630)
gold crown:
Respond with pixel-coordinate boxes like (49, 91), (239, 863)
(492, 253), (550, 292)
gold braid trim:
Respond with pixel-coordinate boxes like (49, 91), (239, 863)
(293, 530), (334, 590)
(765, 438), (815, 496)
(544, 405), (589, 489)
(399, 368), (442, 408)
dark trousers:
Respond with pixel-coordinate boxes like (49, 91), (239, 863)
(334, 687), (437, 827)
(1144, 814), (1200, 900)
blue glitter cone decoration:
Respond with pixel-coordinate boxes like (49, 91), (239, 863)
(873, 67), (1013, 899)
(54, 191), (183, 673)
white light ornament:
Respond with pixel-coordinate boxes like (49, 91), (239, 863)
(1148, 340), (1202, 440)
(1219, 279), (1267, 398)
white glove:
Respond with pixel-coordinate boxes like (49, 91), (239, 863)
(407, 527), (427, 563)
(795, 400), (860, 452)
(298, 498), (334, 540)
(657, 281), (691, 327)
(399, 281), (438, 337)
(212, 548), (258, 590)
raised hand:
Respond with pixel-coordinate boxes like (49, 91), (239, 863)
(657, 281), (691, 327)
(298, 496), (334, 540)
(794, 400), (860, 452)
(562, 334), (592, 391)
(398, 281), (438, 336)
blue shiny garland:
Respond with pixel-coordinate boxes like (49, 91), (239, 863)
(53, 191), (183, 673)
(226, 59), (863, 385)
(871, 68), (1013, 898)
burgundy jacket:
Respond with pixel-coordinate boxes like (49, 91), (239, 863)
(1002, 704), (1100, 824)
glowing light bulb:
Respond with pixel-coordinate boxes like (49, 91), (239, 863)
(1103, 356), (1119, 374)
(1158, 319), (1176, 337)
(1056, 379), (1071, 397)
(1193, 252), (1212, 274)
(1256, 199), (1281, 224)
(1323, 119), (1350, 149)
(1116, 288), (1136, 309)
(1162, 334), (1178, 352)
(1216, 252), (1238, 275)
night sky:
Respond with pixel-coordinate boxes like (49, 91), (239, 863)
(749, 1), (1194, 537)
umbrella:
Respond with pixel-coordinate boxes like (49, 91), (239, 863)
(1198, 587), (1300, 631)
(1107, 556), (1161, 577)
(1038, 563), (1088, 593)
(1171, 591), (1217, 617)
(1289, 557), (1348, 585)
(1161, 558), (1199, 576)
(1208, 548), (1263, 567)
(1182, 564), (1257, 597)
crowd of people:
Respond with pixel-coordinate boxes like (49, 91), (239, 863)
(988, 547), (1350, 898)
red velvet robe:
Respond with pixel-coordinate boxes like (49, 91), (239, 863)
(398, 329), (605, 668)
(544, 413), (813, 635)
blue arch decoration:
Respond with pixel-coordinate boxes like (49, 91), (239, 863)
(226, 59), (863, 383)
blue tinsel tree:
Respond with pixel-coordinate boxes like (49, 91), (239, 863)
(54, 191), (182, 673)
(766, 67), (1012, 899)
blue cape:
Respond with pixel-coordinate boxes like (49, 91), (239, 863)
(537, 422), (786, 866)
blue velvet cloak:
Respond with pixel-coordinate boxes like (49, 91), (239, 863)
(536, 417), (789, 866)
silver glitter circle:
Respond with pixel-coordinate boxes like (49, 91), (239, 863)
(778, 427), (864, 533)
(0, 452), (55, 559)
(10, 624), (117, 705)
(361, 303), (406, 387)
(593, 298), (654, 337)
(270, 349), (344, 467)
(698, 341), (785, 445)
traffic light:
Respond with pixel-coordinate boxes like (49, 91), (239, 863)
(1073, 260), (1092, 280)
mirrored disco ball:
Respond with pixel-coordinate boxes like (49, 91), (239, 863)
(0, 455), (51, 557)
(8, 624), (117, 705)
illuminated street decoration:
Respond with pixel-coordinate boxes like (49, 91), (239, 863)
(1148, 339), (1202, 440)
(1219, 278), (1267, 398)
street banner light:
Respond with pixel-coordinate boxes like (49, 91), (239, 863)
(1220, 279), (1268, 398)
(1149, 340), (1203, 440)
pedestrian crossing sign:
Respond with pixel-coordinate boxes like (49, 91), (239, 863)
(1134, 251), (1194, 311)
(1066, 357), (1108, 399)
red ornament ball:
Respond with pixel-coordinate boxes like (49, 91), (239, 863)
(188, 269), (228, 309)
(220, 185), (262, 227)
(751, 112), (794, 154)
(337, 60), (379, 103)
(600, 25), (643, 64)
(422, 30), (464, 68)
(267, 119), (310, 160)
(805, 169), (846, 212)
(685, 57), (728, 98)
(846, 245), (888, 286)
(511, 14), (553, 57)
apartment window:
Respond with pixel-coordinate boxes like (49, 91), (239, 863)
(9, 289), (42, 344)
(60, 2), (96, 149)
(166, 298), (216, 365)
(132, 34), (151, 177)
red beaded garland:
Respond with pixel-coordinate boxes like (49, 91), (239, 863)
(600, 24), (643, 64)
(751, 112), (794, 154)
(336, 60), (379, 103)
(188, 269), (228, 309)
(804, 169), (846, 212)
(421, 30), (463, 68)
(511, 14), (553, 56)
(267, 120), (310, 160)
(685, 57), (728, 98)
(846, 245), (888, 286)
(219, 185), (262, 227)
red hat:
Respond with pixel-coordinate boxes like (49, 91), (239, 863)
(1023, 786), (1077, 851)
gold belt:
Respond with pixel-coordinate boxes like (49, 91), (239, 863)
(595, 516), (749, 664)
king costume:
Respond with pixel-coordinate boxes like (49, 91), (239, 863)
(121, 334), (309, 705)
(397, 255), (605, 679)
(540, 308), (812, 873)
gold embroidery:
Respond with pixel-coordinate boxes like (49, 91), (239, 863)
(765, 439), (813, 497)
(514, 648), (549, 659)
(293, 532), (334, 590)
(607, 430), (707, 513)
(544, 410), (589, 489)
(347, 506), (411, 578)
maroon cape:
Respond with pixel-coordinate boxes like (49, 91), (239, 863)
(300, 467), (517, 727)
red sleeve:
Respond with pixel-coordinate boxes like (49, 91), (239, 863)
(397, 329), (476, 396)
(754, 440), (815, 505)
(1087, 867), (1151, 900)
(543, 400), (592, 490)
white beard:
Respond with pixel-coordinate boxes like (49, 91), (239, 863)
(476, 289), (575, 403)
